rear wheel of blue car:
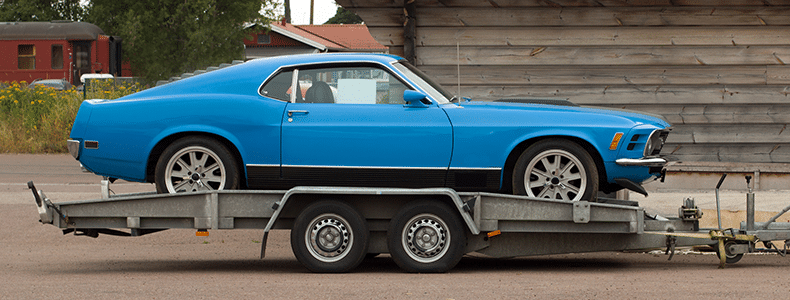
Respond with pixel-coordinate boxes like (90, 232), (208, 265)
(513, 139), (598, 202)
(155, 137), (240, 193)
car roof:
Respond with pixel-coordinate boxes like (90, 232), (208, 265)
(118, 53), (405, 101)
(245, 53), (403, 69)
(32, 79), (67, 83)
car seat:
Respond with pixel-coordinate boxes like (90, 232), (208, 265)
(304, 81), (334, 103)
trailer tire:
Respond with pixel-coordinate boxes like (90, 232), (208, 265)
(155, 136), (240, 194)
(713, 241), (745, 264)
(388, 200), (466, 273)
(291, 200), (368, 273)
(513, 139), (598, 202)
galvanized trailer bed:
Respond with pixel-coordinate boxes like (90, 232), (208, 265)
(28, 178), (790, 272)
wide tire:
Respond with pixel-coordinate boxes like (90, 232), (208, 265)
(155, 136), (240, 193)
(513, 139), (598, 202)
(388, 200), (466, 273)
(291, 200), (368, 273)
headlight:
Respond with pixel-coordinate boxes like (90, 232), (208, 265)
(643, 129), (668, 157)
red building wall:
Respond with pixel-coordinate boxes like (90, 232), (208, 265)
(0, 40), (72, 83)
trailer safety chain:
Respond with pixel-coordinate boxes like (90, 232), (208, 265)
(48, 201), (70, 225)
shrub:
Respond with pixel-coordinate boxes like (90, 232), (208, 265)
(0, 80), (144, 153)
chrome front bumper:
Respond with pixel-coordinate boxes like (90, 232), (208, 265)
(615, 157), (667, 167)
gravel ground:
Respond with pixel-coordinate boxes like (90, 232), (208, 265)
(2, 154), (790, 298)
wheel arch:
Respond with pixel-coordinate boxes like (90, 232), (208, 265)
(145, 131), (247, 188)
(501, 135), (608, 194)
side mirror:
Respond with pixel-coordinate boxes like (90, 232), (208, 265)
(403, 90), (430, 108)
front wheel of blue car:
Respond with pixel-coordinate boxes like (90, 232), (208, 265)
(513, 139), (598, 202)
(155, 137), (240, 193)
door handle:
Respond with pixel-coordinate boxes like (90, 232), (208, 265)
(288, 110), (309, 117)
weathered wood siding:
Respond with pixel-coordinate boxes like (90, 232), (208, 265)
(337, 0), (790, 164)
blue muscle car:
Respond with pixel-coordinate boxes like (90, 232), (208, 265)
(67, 53), (670, 201)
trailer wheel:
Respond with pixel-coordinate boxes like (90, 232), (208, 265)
(388, 201), (466, 273)
(291, 200), (368, 273)
(513, 139), (598, 202)
(714, 241), (745, 264)
(155, 136), (239, 193)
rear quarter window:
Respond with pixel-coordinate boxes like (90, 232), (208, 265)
(259, 70), (293, 101)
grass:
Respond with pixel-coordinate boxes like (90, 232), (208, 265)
(0, 80), (144, 153)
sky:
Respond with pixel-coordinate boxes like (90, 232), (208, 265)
(275, 0), (340, 25)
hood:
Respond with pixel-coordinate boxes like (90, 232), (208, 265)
(458, 101), (671, 128)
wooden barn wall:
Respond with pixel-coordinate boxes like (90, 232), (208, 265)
(337, 0), (790, 165)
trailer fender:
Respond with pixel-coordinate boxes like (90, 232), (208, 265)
(263, 187), (480, 235)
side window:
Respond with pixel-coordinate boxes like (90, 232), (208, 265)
(260, 70), (294, 101)
(18, 44), (35, 70)
(51, 45), (64, 69)
(298, 65), (408, 105)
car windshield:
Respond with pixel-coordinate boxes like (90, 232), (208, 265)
(392, 60), (453, 104)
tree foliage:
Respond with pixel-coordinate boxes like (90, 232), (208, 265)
(0, 0), (86, 22)
(324, 7), (362, 25)
(86, 0), (277, 82)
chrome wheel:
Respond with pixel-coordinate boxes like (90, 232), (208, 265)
(164, 146), (226, 193)
(402, 213), (450, 264)
(525, 149), (587, 201)
(305, 213), (353, 263)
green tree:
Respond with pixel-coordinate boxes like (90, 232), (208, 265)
(0, 0), (86, 22)
(87, 0), (277, 82)
(324, 7), (362, 25)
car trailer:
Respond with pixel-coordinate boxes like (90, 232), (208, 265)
(28, 174), (790, 273)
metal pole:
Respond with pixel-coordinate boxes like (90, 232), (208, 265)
(310, 0), (315, 25)
(715, 174), (727, 230)
(403, 0), (417, 65)
(746, 175), (755, 231)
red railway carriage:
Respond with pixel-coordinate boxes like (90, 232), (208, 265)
(0, 21), (124, 85)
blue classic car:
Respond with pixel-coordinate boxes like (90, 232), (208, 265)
(67, 53), (670, 201)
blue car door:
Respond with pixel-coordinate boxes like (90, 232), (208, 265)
(280, 64), (453, 188)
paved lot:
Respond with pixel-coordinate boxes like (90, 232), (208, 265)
(2, 154), (789, 298)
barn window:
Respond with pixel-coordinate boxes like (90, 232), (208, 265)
(51, 45), (64, 69)
(18, 45), (35, 70)
(257, 34), (271, 44)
